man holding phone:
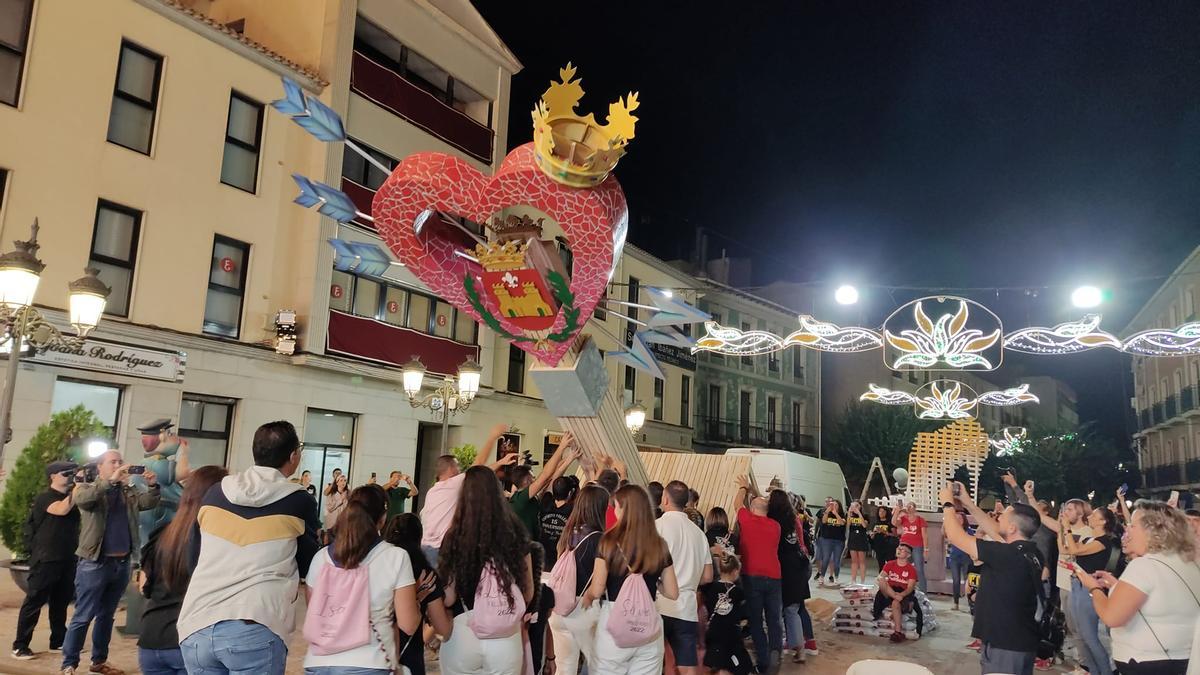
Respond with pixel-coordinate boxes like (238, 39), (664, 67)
(384, 470), (419, 519)
(61, 451), (160, 675)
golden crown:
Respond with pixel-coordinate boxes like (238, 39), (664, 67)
(486, 214), (545, 241)
(531, 64), (638, 188)
(474, 239), (529, 272)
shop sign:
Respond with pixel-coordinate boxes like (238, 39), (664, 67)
(27, 338), (187, 382)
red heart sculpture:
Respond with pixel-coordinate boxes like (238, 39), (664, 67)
(373, 142), (628, 367)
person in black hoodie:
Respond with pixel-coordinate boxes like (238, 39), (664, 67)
(383, 514), (454, 675)
(767, 490), (815, 665)
(139, 465), (227, 675)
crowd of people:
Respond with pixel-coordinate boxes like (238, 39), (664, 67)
(8, 419), (1200, 675)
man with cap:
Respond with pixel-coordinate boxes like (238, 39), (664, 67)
(11, 460), (80, 661)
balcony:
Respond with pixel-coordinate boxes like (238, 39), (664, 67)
(1182, 386), (1197, 413)
(350, 51), (493, 164)
(693, 415), (817, 455)
(1187, 459), (1200, 485)
(1166, 395), (1178, 419)
(1139, 408), (1151, 431)
(326, 309), (479, 375)
(1152, 402), (1165, 425)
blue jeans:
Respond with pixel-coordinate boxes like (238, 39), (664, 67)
(783, 602), (814, 647)
(815, 537), (843, 578)
(305, 669), (390, 674)
(949, 549), (971, 601)
(1070, 576), (1113, 675)
(139, 647), (187, 675)
(909, 545), (927, 592)
(742, 575), (783, 667)
(181, 620), (288, 675)
(61, 556), (130, 669)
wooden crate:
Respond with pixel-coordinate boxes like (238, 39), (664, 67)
(905, 419), (989, 511)
(639, 451), (758, 517)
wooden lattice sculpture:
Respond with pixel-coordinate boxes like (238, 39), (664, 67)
(904, 419), (989, 510)
(640, 451), (758, 516)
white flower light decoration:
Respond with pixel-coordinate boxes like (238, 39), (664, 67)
(1122, 322), (1200, 356)
(989, 427), (1028, 457)
(976, 384), (1040, 406)
(693, 316), (882, 356)
(914, 380), (977, 419)
(885, 300), (1002, 369)
(859, 380), (1039, 420)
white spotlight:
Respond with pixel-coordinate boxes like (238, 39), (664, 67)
(86, 440), (109, 458)
(834, 285), (859, 305)
(1071, 286), (1103, 309)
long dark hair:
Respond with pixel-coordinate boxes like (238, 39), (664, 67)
(334, 484), (387, 569)
(438, 466), (531, 606)
(767, 490), (797, 534)
(706, 506), (729, 534)
(384, 513), (430, 573)
(158, 465), (228, 590)
(1093, 506), (1122, 539)
(875, 506), (892, 524)
(600, 485), (669, 575)
(558, 484), (608, 556)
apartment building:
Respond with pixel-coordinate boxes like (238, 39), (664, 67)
(0, 0), (525, 506)
(1126, 244), (1200, 496)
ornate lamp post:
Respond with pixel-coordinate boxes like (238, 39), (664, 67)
(401, 357), (482, 454)
(0, 221), (111, 462)
(624, 402), (647, 436)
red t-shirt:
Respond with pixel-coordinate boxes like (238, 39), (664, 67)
(898, 514), (926, 547)
(882, 560), (917, 591)
(605, 504), (617, 530)
(736, 508), (781, 579)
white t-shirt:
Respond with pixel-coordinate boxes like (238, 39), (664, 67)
(655, 510), (711, 621)
(1111, 552), (1200, 664)
(421, 472), (466, 548)
(303, 542), (416, 671)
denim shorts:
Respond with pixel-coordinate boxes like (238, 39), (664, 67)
(663, 616), (700, 667)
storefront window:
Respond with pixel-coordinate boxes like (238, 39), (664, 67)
(178, 394), (235, 468)
(301, 409), (356, 513)
(51, 379), (122, 439)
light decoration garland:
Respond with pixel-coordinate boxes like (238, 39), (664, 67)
(693, 304), (1200, 362)
(989, 427), (1028, 457)
(692, 315), (881, 356)
(859, 380), (1039, 420)
(1003, 314), (1122, 355)
(884, 299), (1002, 370)
(1122, 322), (1200, 357)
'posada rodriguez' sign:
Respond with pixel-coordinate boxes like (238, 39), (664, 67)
(27, 338), (186, 382)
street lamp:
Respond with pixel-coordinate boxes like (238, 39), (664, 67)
(0, 220), (112, 462)
(402, 356), (483, 453)
(834, 284), (859, 305)
(624, 402), (647, 435)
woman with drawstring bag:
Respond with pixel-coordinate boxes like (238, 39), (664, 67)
(582, 484), (679, 675)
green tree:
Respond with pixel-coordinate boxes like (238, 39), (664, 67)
(824, 401), (940, 494)
(980, 423), (1137, 506)
(450, 443), (477, 471)
(0, 406), (105, 559)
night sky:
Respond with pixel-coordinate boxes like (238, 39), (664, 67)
(472, 1), (1200, 441)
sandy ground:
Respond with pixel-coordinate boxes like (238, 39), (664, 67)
(0, 569), (1075, 675)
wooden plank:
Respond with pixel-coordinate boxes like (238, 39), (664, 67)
(637, 451), (757, 517)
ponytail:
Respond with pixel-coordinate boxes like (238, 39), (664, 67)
(334, 484), (387, 569)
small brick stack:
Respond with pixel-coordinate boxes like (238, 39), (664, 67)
(830, 584), (939, 640)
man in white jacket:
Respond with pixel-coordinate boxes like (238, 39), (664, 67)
(177, 421), (320, 675)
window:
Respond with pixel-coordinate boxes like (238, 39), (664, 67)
(220, 92), (264, 192)
(383, 286), (406, 326)
(179, 394), (235, 468)
(330, 270), (353, 312)
(1187, 290), (1196, 320)
(353, 277), (381, 318)
(507, 345), (525, 393)
(767, 396), (777, 444)
(432, 301), (453, 338)
(623, 366), (636, 407)
(0, 0), (33, 106)
(341, 138), (397, 190)
(625, 278), (640, 346)
(680, 375), (691, 428)
(768, 350), (779, 373)
(203, 236), (249, 337)
(107, 41), (163, 154)
(300, 409), (356, 512)
(88, 200), (141, 317)
(793, 352), (805, 382)
(653, 378), (664, 421)
(51, 379), (122, 439)
(594, 285), (608, 321)
(792, 401), (803, 442)
(740, 322), (752, 366)
(0, 168), (6, 210)
(407, 293), (431, 331)
(454, 309), (476, 344)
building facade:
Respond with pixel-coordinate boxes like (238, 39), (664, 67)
(1126, 245), (1200, 496)
(0, 0), (530, 513)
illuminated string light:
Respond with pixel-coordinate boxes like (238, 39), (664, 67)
(859, 380), (1038, 420)
(1121, 322), (1200, 356)
(884, 299), (1002, 370)
(1003, 315), (1122, 355)
(989, 427), (1028, 457)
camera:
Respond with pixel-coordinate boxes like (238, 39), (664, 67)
(78, 464), (99, 483)
(129, 465), (146, 475)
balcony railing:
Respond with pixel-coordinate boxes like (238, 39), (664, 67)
(693, 415), (817, 454)
(1152, 403), (1165, 425)
(1166, 395), (1178, 419)
(1182, 386), (1197, 413)
(1187, 459), (1200, 485)
(326, 309), (479, 375)
(350, 51), (494, 163)
(1139, 409), (1151, 431)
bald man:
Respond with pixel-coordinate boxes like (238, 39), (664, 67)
(62, 450), (160, 675)
(734, 475), (783, 674)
